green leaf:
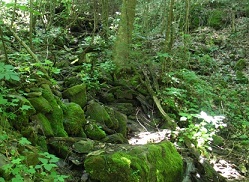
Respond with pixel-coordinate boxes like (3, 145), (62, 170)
(21, 105), (31, 111)
(38, 158), (48, 164)
(19, 137), (31, 146)
(27, 167), (36, 174)
(11, 174), (24, 182)
(12, 158), (22, 165)
(10, 74), (20, 81)
(44, 164), (57, 171)
(0, 96), (8, 105)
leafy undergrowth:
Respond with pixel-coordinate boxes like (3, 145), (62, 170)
(172, 17), (249, 180)
(0, 1), (248, 181)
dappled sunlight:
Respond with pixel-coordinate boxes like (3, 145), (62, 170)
(213, 159), (245, 181)
(128, 129), (171, 145)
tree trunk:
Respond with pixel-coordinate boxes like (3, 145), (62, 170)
(113, 0), (137, 70)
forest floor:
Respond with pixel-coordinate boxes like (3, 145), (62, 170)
(0, 6), (248, 181)
(129, 17), (249, 182)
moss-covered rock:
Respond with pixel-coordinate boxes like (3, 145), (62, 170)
(73, 140), (95, 153)
(84, 121), (106, 140)
(109, 103), (135, 116)
(28, 96), (52, 114)
(42, 84), (67, 137)
(63, 103), (86, 137)
(114, 110), (127, 138)
(86, 101), (114, 128)
(105, 107), (120, 130)
(49, 141), (71, 159)
(102, 133), (128, 144)
(30, 113), (54, 137)
(84, 141), (183, 182)
(63, 84), (87, 108)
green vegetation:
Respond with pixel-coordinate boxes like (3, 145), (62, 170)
(0, 0), (248, 181)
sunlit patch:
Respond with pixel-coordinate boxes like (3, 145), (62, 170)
(196, 111), (226, 128)
(213, 159), (245, 180)
(128, 129), (171, 145)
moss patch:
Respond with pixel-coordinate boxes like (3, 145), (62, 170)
(63, 84), (87, 108)
(28, 96), (52, 113)
(86, 101), (114, 128)
(30, 113), (54, 137)
(208, 9), (226, 30)
(63, 103), (86, 137)
(42, 84), (67, 137)
(84, 121), (106, 140)
(85, 141), (183, 182)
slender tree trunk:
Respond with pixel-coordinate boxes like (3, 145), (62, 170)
(165, 0), (174, 53)
(163, 0), (175, 72)
(185, 0), (190, 34)
(101, 0), (109, 38)
(113, 0), (137, 69)
(29, 0), (34, 50)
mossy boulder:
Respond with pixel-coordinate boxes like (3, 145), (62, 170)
(113, 110), (127, 138)
(105, 107), (120, 130)
(84, 141), (183, 182)
(84, 121), (106, 140)
(86, 101), (114, 128)
(63, 84), (87, 108)
(73, 140), (95, 153)
(30, 113), (54, 137)
(63, 103), (86, 137)
(28, 96), (52, 113)
(109, 103), (134, 116)
(42, 84), (67, 137)
(102, 133), (128, 144)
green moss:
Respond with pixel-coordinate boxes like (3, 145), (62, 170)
(110, 103), (134, 115)
(63, 84), (87, 108)
(234, 59), (247, 71)
(102, 133), (128, 144)
(36, 136), (48, 152)
(86, 101), (114, 128)
(20, 126), (38, 145)
(208, 9), (226, 30)
(236, 71), (248, 84)
(189, 5), (208, 29)
(105, 107), (120, 130)
(85, 141), (183, 182)
(28, 96), (52, 113)
(63, 103), (86, 137)
(42, 84), (67, 137)
(30, 113), (54, 137)
(85, 122), (106, 140)
(73, 140), (94, 153)
(114, 110), (127, 138)
(49, 141), (71, 159)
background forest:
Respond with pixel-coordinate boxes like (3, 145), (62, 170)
(0, 0), (249, 181)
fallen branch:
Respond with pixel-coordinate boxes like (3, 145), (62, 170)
(140, 69), (176, 129)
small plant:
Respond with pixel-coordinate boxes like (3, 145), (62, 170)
(0, 63), (20, 81)
(78, 60), (115, 90)
(1, 138), (68, 182)
(178, 111), (226, 155)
